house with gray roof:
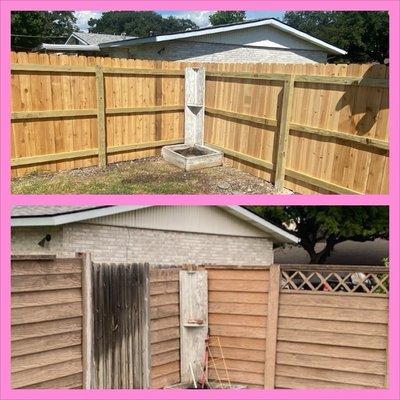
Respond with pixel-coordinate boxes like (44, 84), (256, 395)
(37, 31), (135, 54)
(37, 18), (345, 63)
(11, 205), (298, 265)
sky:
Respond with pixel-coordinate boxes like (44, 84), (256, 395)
(74, 10), (284, 32)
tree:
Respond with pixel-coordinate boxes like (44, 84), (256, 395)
(249, 206), (388, 264)
(209, 11), (246, 26)
(283, 11), (388, 63)
(88, 11), (198, 38)
(11, 11), (77, 50)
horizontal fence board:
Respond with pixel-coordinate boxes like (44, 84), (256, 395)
(207, 269), (269, 281)
(209, 291), (268, 304)
(151, 371), (180, 388)
(11, 273), (81, 292)
(150, 304), (179, 320)
(210, 324), (266, 339)
(209, 314), (267, 328)
(279, 304), (387, 323)
(209, 302), (268, 316)
(12, 331), (82, 357)
(275, 375), (366, 389)
(278, 317), (387, 337)
(277, 341), (387, 362)
(209, 346), (266, 362)
(277, 328), (387, 349)
(12, 288), (82, 308)
(151, 349), (180, 368)
(12, 301), (82, 325)
(150, 316), (180, 332)
(209, 336), (265, 351)
(12, 345), (82, 373)
(150, 281), (179, 296)
(151, 327), (180, 344)
(208, 279), (268, 293)
(150, 293), (179, 307)
(11, 317), (82, 341)
(151, 339), (180, 356)
(276, 352), (386, 375)
(24, 372), (83, 389)
(275, 364), (385, 387)
(279, 292), (388, 311)
(12, 358), (82, 388)
(208, 369), (263, 386)
(11, 259), (82, 275)
(151, 361), (180, 379)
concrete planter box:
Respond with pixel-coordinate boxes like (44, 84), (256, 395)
(162, 144), (223, 171)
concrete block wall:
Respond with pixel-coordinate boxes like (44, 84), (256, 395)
(117, 41), (327, 63)
(12, 223), (274, 266)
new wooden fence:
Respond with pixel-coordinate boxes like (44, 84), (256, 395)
(11, 255), (87, 389)
(206, 264), (388, 389)
(11, 52), (388, 194)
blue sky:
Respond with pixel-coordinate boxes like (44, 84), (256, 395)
(74, 11), (284, 32)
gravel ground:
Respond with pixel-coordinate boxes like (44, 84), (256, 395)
(12, 156), (293, 195)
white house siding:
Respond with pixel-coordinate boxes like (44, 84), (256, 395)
(117, 41), (327, 63)
(86, 206), (270, 238)
(11, 224), (274, 265)
(189, 25), (322, 51)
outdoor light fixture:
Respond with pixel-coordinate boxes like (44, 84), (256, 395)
(38, 234), (51, 247)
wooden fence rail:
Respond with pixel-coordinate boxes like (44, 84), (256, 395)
(11, 52), (388, 194)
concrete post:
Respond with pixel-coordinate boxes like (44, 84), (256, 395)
(185, 67), (205, 146)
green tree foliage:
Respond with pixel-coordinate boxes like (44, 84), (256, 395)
(88, 11), (198, 38)
(283, 11), (388, 63)
(11, 11), (77, 50)
(209, 11), (246, 26)
(249, 206), (388, 264)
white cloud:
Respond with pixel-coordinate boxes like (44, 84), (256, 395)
(170, 11), (214, 28)
(74, 11), (103, 32)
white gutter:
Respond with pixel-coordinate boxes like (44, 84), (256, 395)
(99, 19), (346, 55)
(37, 43), (100, 52)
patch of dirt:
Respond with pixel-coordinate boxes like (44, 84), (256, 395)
(174, 147), (210, 157)
(11, 156), (292, 195)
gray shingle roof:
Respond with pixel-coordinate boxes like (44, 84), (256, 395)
(12, 206), (109, 217)
(71, 32), (135, 45)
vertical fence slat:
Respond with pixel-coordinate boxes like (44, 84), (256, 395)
(95, 65), (107, 167)
(264, 264), (281, 388)
(274, 76), (295, 191)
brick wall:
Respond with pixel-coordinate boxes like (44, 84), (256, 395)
(12, 223), (274, 265)
(112, 41), (327, 63)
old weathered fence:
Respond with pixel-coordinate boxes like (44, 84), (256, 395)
(206, 264), (388, 389)
(91, 262), (150, 389)
(11, 52), (388, 194)
(11, 254), (89, 389)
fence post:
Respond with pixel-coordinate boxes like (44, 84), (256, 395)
(264, 264), (281, 388)
(81, 252), (93, 389)
(274, 76), (295, 191)
(95, 65), (107, 168)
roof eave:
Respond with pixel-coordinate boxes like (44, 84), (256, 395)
(98, 18), (346, 55)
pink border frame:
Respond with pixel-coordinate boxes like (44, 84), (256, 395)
(1, 1), (399, 399)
